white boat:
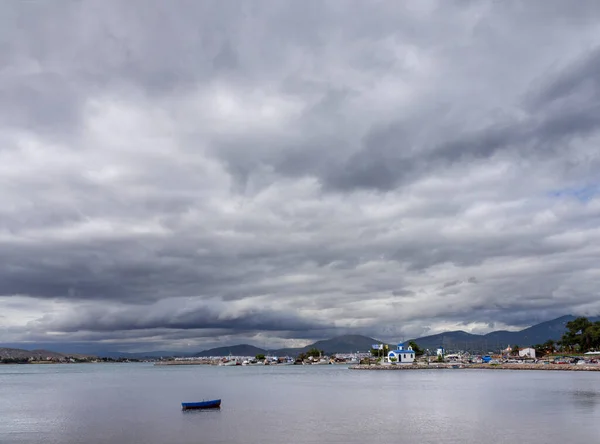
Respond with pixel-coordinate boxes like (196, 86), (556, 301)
(313, 359), (331, 365)
(347, 356), (359, 364)
(219, 354), (238, 366)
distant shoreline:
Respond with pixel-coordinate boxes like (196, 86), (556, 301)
(154, 361), (212, 366)
(349, 363), (600, 372)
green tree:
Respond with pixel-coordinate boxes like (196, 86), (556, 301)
(306, 348), (322, 358)
(370, 345), (389, 361)
(556, 317), (600, 353)
(408, 341), (424, 356)
(255, 354), (265, 361)
(534, 341), (555, 357)
(562, 317), (593, 351)
(582, 322), (600, 351)
(563, 318), (600, 352)
(512, 345), (520, 356)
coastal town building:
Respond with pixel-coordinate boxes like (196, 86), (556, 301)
(387, 343), (415, 364)
(518, 347), (536, 359)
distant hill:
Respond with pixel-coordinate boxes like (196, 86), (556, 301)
(408, 315), (600, 352)
(195, 344), (268, 357)
(5, 315), (597, 358)
(407, 331), (481, 352)
(189, 315), (599, 357)
(193, 335), (381, 357)
(0, 347), (92, 360)
(290, 334), (380, 355)
(92, 350), (194, 359)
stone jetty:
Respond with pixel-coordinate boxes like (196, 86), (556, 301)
(154, 360), (215, 366)
(349, 363), (600, 371)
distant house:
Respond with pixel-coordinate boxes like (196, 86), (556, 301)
(387, 343), (415, 364)
(518, 347), (536, 359)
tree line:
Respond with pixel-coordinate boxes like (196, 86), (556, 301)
(558, 316), (600, 352)
(531, 316), (600, 355)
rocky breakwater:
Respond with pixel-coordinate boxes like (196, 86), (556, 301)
(349, 363), (600, 371)
(154, 359), (215, 366)
(467, 363), (600, 371)
(349, 364), (457, 370)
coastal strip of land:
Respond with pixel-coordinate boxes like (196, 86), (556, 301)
(349, 363), (600, 371)
(154, 360), (213, 366)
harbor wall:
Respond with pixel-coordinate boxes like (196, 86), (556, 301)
(349, 363), (600, 371)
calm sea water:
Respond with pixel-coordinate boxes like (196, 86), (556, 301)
(1, 363), (599, 444)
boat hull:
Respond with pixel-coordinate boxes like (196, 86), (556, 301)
(181, 399), (221, 410)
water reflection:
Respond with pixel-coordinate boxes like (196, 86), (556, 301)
(1, 365), (599, 444)
(571, 390), (600, 411)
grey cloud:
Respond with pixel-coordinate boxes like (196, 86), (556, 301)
(319, 42), (600, 193)
(2, 1), (600, 351)
(529, 47), (600, 108)
(442, 280), (461, 289)
(37, 303), (327, 334)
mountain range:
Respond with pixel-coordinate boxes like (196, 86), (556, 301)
(194, 334), (377, 357)
(404, 315), (599, 352)
(0, 348), (91, 361)
(2, 315), (597, 358)
(195, 315), (599, 357)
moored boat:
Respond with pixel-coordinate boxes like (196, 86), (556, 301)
(181, 399), (221, 410)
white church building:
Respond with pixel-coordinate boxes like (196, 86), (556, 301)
(387, 343), (415, 364)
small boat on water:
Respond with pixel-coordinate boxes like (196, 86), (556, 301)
(219, 354), (238, 366)
(181, 399), (221, 410)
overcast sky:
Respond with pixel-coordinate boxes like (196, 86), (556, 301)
(2, 0), (600, 352)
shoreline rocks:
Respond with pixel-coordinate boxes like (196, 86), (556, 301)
(349, 363), (600, 371)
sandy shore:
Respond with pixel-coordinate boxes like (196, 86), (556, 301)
(349, 363), (600, 371)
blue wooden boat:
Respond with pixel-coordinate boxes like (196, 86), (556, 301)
(181, 399), (221, 410)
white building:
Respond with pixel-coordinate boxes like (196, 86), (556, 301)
(387, 343), (415, 364)
(518, 347), (536, 359)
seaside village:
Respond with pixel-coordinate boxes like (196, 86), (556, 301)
(157, 341), (600, 367)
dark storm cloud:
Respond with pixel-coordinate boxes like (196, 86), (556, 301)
(529, 47), (600, 107)
(321, 42), (600, 193)
(2, 0), (600, 351)
(37, 303), (328, 334)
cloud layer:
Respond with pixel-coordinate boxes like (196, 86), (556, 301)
(2, 0), (600, 351)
